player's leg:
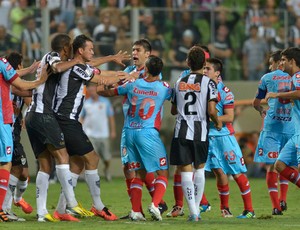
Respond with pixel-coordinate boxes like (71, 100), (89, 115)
(266, 164), (282, 215)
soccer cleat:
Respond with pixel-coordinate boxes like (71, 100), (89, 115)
(37, 213), (59, 222)
(148, 202), (162, 221)
(158, 201), (168, 214)
(221, 208), (233, 218)
(272, 208), (283, 215)
(66, 204), (94, 217)
(4, 211), (25, 221)
(129, 210), (146, 221)
(280, 200), (287, 211)
(187, 214), (199, 222)
(0, 210), (9, 222)
(91, 206), (118, 220)
(200, 203), (211, 213)
(14, 198), (33, 214)
(53, 211), (80, 222)
(236, 210), (255, 219)
(166, 205), (184, 217)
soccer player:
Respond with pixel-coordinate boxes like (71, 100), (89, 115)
(266, 47), (300, 194)
(170, 46), (222, 221)
(25, 33), (92, 222)
(117, 39), (168, 218)
(2, 52), (33, 221)
(0, 53), (48, 222)
(204, 58), (255, 219)
(253, 50), (293, 215)
(53, 34), (130, 221)
(98, 55), (172, 221)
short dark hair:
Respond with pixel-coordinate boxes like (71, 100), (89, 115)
(281, 47), (300, 68)
(51, 33), (71, 53)
(133, 39), (152, 53)
(145, 55), (163, 76)
(72, 34), (93, 55)
(206, 57), (223, 73)
(6, 51), (22, 69)
(270, 50), (282, 62)
(187, 46), (205, 71)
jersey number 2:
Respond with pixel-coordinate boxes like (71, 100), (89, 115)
(184, 92), (197, 115)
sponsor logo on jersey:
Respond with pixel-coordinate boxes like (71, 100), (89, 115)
(179, 82), (201, 92)
(159, 157), (167, 166)
(133, 87), (158, 96)
(225, 94), (233, 101)
(223, 86), (230, 93)
(6, 64), (12, 71)
(129, 122), (143, 128)
(273, 75), (291, 80)
(128, 161), (141, 170)
(267, 151), (278, 159)
(6, 146), (11, 155)
(258, 148), (263, 156)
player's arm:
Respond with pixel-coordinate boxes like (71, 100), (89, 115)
(16, 60), (40, 77)
(11, 64), (49, 90)
(266, 89), (300, 100)
(253, 86), (267, 117)
(218, 106), (234, 123)
(52, 58), (80, 73)
(96, 84), (118, 97)
(208, 100), (222, 130)
(171, 103), (177, 115)
(109, 114), (116, 139)
(87, 51), (130, 68)
(11, 85), (32, 97)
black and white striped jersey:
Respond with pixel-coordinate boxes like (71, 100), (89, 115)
(53, 64), (94, 120)
(27, 51), (61, 114)
(172, 73), (218, 141)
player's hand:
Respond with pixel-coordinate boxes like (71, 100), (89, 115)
(28, 60), (41, 74)
(215, 120), (222, 131)
(265, 92), (277, 101)
(38, 64), (49, 83)
(113, 50), (131, 67)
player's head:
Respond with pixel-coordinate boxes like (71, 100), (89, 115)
(6, 51), (23, 70)
(132, 39), (152, 68)
(187, 46), (205, 71)
(51, 33), (72, 59)
(269, 50), (282, 71)
(72, 34), (94, 62)
(145, 55), (163, 77)
(280, 47), (300, 74)
(197, 44), (210, 59)
(203, 58), (223, 81)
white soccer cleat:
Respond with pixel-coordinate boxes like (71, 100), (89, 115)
(148, 203), (162, 221)
(129, 210), (146, 221)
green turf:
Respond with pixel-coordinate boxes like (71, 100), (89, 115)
(3, 177), (300, 229)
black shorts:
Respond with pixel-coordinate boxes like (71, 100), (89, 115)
(56, 115), (94, 156)
(25, 112), (66, 158)
(12, 141), (28, 167)
(170, 138), (208, 166)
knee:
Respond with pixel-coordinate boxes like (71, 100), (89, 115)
(274, 160), (285, 173)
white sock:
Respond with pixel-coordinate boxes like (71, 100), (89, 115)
(85, 169), (104, 210)
(36, 171), (49, 216)
(56, 164), (77, 207)
(56, 172), (79, 213)
(3, 174), (18, 212)
(194, 168), (205, 215)
(181, 171), (197, 215)
(14, 178), (28, 203)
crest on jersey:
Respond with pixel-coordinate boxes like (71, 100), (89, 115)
(163, 81), (170, 88)
(159, 157), (167, 166)
(6, 146), (11, 155)
(223, 86), (230, 93)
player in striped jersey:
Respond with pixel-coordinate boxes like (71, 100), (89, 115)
(203, 58), (255, 219)
(266, 47), (300, 204)
(170, 46), (221, 222)
(253, 50), (293, 215)
(97, 55), (172, 221)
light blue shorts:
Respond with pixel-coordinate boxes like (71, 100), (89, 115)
(120, 128), (129, 165)
(205, 135), (247, 175)
(125, 128), (168, 172)
(277, 134), (300, 167)
(254, 131), (292, 164)
(0, 123), (13, 163)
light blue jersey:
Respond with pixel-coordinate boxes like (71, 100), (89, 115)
(256, 69), (294, 134)
(291, 72), (300, 135)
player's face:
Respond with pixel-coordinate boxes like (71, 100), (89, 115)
(81, 41), (94, 62)
(203, 62), (219, 80)
(132, 45), (150, 68)
(280, 55), (290, 74)
(268, 57), (277, 72)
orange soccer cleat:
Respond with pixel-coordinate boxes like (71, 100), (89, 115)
(53, 211), (80, 222)
(90, 206), (118, 221)
(14, 198), (33, 214)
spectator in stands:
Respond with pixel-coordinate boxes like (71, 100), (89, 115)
(82, 2), (100, 36)
(0, 25), (17, 56)
(286, 0), (300, 24)
(9, 0), (34, 43)
(244, 0), (264, 36)
(144, 23), (165, 59)
(288, 16), (300, 47)
(258, 15), (276, 45)
(119, 14), (131, 38)
(58, 0), (76, 30)
(101, 0), (122, 28)
(270, 25), (287, 52)
(21, 17), (42, 66)
(208, 25), (232, 80)
(242, 25), (268, 81)
(69, 17), (91, 41)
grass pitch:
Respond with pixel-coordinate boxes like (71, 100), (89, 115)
(4, 177), (300, 230)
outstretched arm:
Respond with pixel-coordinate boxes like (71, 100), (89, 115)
(88, 51), (131, 67)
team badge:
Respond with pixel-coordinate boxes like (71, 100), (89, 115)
(6, 146), (11, 155)
(159, 157), (167, 166)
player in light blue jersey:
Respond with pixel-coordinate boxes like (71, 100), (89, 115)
(253, 50), (293, 215)
(203, 58), (254, 219)
(266, 47), (300, 201)
(98, 55), (172, 221)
